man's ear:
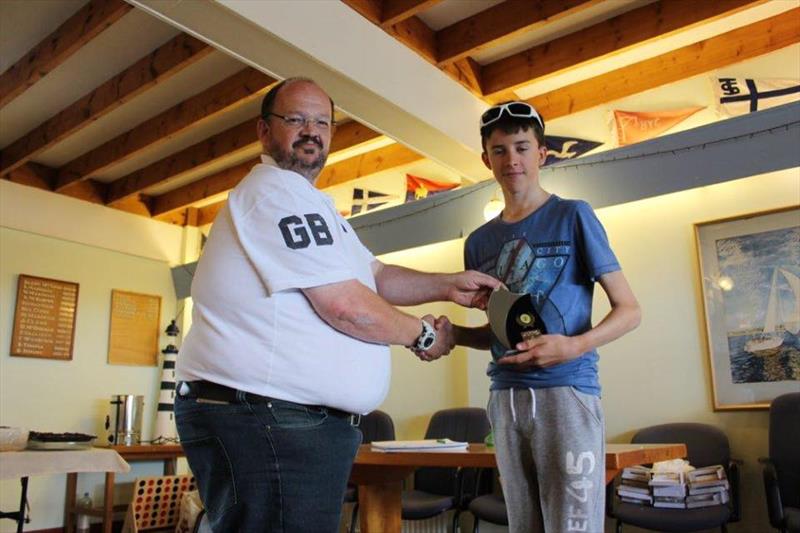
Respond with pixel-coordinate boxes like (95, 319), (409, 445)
(257, 118), (270, 144)
(481, 151), (492, 170)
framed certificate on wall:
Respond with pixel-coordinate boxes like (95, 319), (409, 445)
(108, 289), (161, 366)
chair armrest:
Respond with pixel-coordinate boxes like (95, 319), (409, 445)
(761, 457), (785, 528)
(727, 458), (742, 522)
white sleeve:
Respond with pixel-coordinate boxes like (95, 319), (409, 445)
(340, 215), (376, 265)
(230, 186), (359, 294)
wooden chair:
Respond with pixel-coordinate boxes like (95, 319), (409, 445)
(121, 474), (197, 532)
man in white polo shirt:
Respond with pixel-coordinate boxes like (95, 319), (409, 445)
(174, 77), (500, 532)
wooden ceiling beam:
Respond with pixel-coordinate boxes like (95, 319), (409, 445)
(0, 0), (132, 108)
(151, 121), (384, 218)
(343, 0), (437, 63)
(530, 7), (800, 121)
(482, 0), (768, 98)
(315, 142), (423, 189)
(436, 0), (600, 67)
(106, 119), (259, 207)
(380, 0), (444, 28)
(5, 162), (57, 191)
(0, 33), (213, 178)
(187, 142), (423, 226)
(55, 68), (275, 191)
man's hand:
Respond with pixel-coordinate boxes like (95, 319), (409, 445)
(446, 271), (502, 310)
(414, 315), (455, 362)
(497, 334), (585, 371)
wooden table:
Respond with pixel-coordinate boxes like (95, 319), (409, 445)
(349, 442), (687, 533)
(64, 444), (184, 533)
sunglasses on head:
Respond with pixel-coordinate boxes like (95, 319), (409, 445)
(480, 102), (543, 129)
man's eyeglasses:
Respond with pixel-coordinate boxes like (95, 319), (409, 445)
(264, 112), (335, 131)
(480, 102), (543, 129)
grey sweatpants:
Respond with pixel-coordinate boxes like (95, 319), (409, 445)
(487, 387), (606, 533)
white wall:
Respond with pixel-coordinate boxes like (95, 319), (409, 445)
(0, 181), (184, 531)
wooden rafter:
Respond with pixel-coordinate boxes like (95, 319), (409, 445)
(55, 68), (275, 190)
(5, 163), (57, 191)
(530, 7), (800, 121)
(106, 119), (260, 207)
(0, 33), (213, 177)
(315, 142), (422, 189)
(436, 0), (600, 67)
(150, 121), (384, 218)
(381, 0), (444, 28)
(482, 0), (768, 98)
(0, 0), (132, 108)
(190, 142), (423, 227)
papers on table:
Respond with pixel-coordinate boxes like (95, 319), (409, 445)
(370, 439), (469, 452)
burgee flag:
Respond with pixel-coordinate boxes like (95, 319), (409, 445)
(713, 77), (800, 117)
(405, 174), (459, 203)
(350, 188), (400, 216)
(612, 107), (704, 146)
(544, 136), (602, 166)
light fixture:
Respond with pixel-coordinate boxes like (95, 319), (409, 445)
(483, 188), (505, 221)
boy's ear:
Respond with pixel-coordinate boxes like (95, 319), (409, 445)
(481, 151), (492, 170)
(537, 145), (547, 168)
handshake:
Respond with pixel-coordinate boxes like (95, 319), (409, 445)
(412, 315), (455, 362)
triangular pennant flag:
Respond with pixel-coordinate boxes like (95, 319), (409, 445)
(405, 174), (459, 203)
(612, 107), (704, 146)
(713, 77), (800, 117)
(544, 136), (602, 166)
(351, 188), (399, 215)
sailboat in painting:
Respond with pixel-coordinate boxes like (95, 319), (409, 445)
(745, 268), (800, 356)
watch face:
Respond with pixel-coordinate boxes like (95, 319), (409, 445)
(422, 335), (435, 349)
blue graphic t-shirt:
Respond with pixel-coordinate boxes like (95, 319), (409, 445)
(464, 195), (620, 396)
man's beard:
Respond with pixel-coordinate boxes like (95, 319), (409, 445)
(269, 135), (328, 182)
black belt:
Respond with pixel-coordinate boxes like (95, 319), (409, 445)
(178, 380), (360, 425)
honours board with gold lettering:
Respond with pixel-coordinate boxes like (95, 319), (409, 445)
(108, 290), (162, 366)
(10, 275), (79, 360)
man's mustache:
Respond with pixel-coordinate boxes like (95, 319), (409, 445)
(293, 135), (323, 149)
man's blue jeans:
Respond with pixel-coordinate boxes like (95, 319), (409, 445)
(175, 394), (362, 532)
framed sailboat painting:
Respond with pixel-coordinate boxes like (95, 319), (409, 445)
(695, 205), (800, 410)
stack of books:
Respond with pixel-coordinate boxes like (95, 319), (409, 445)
(650, 470), (687, 509)
(617, 466), (653, 505)
(686, 465), (730, 508)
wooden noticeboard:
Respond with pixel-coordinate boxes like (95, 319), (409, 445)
(10, 275), (79, 360)
(108, 290), (162, 366)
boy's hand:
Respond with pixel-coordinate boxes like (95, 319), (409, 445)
(497, 334), (585, 370)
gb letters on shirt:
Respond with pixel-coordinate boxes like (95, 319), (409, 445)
(279, 213), (333, 249)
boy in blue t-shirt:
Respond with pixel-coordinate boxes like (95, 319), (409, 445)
(437, 102), (641, 533)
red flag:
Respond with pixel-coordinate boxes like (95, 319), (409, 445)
(405, 174), (458, 202)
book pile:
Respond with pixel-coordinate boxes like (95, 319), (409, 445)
(650, 470), (687, 509)
(617, 466), (653, 505)
(686, 465), (730, 508)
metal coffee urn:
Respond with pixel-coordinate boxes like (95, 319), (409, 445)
(105, 395), (144, 445)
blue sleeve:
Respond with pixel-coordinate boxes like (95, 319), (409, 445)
(463, 235), (477, 270)
(574, 201), (620, 281)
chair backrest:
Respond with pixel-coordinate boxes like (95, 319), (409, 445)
(360, 409), (395, 443)
(769, 392), (800, 507)
(415, 408), (491, 496)
(632, 423), (730, 468)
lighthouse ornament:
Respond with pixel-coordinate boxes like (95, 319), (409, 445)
(153, 320), (180, 443)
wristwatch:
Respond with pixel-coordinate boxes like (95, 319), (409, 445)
(412, 320), (437, 351)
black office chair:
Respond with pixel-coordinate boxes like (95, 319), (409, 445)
(401, 407), (491, 532)
(345, 410), (395, 533)
(761, 392), (800, 533)
(607, 423), (741, 533)
(467, 468), (508, 532)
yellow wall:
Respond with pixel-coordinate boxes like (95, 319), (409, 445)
(0, 181), (183, 531)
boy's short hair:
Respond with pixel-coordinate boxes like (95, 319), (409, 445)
(480, 101), (545, 151)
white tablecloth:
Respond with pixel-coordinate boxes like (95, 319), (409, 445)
(0, 448), (130, 479)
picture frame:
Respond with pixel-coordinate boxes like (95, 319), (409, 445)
(695, 205), (800, 410)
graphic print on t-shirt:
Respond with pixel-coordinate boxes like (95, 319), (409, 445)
(491, 238), (571, 307)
